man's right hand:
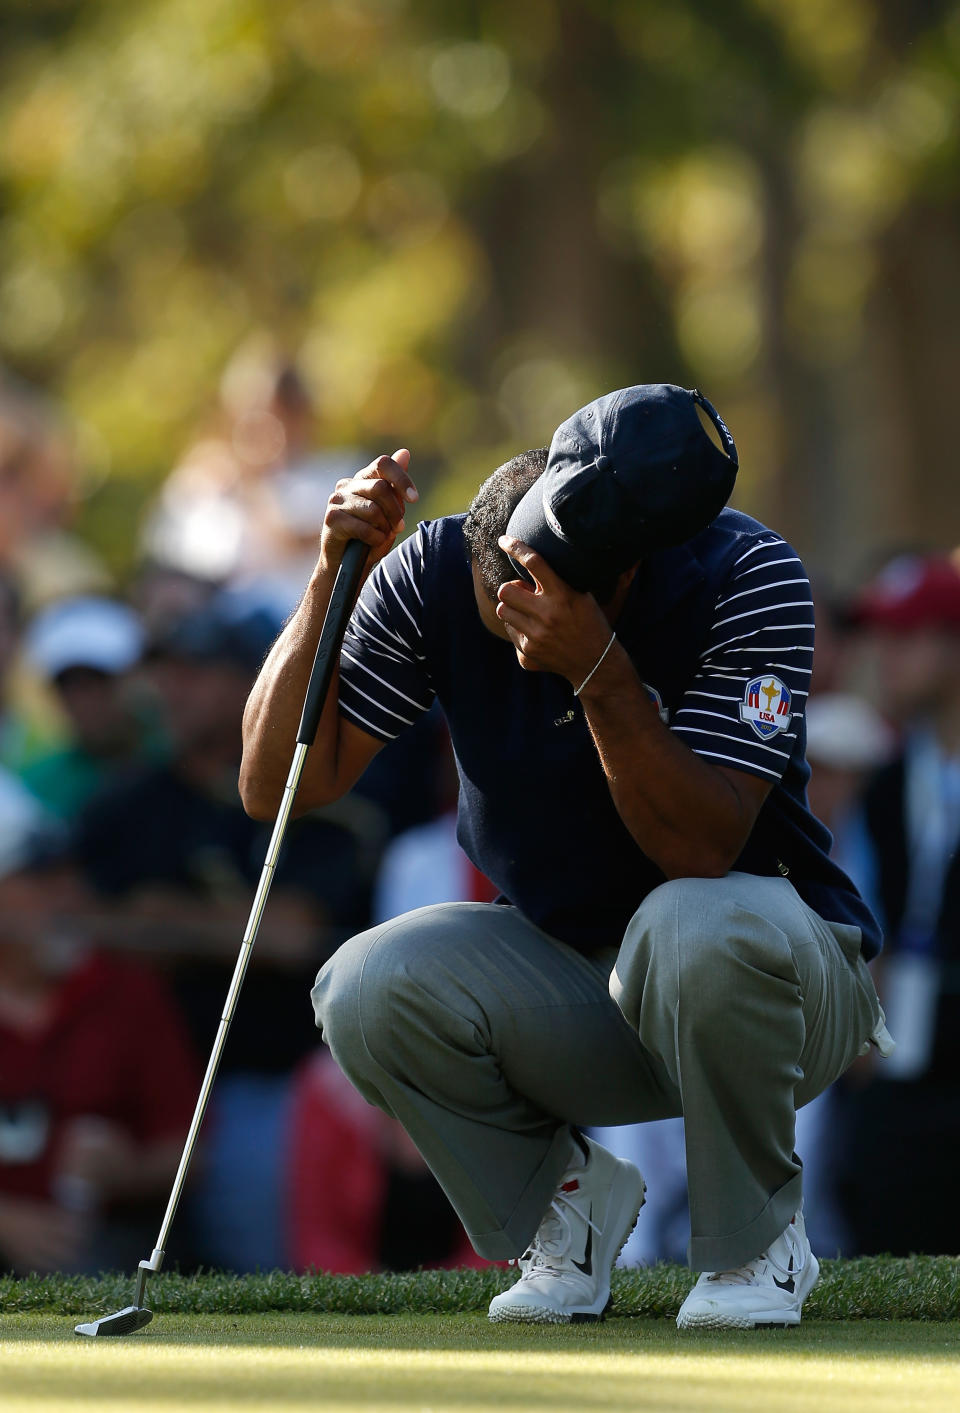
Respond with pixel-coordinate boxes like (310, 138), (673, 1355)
(241, 451), (413, 821)
(320, 449), (418, 575)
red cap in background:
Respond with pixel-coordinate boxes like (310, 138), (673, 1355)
(852, 555), (960, 631)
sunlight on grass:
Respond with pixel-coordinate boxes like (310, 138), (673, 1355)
(2, 1316), (959, 1413)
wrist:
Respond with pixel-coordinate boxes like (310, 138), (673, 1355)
(575, 639), (650, 714)
(314, 536), (345, 582)
(573, 631), (618, 697)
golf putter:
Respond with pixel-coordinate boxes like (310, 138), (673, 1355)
(75, 539), (368, 1337)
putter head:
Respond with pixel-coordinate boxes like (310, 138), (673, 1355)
(75, 1305), (153, 1337)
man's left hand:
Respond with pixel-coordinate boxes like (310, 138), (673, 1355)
(495, 537), (614, 687)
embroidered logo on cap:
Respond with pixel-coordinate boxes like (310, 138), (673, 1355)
(739, 675), (792, 739)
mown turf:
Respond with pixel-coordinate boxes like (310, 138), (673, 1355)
(2, 1256), (959, 1321)
(2, 1312), (959, 1413)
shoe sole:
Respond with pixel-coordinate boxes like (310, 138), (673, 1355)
(488, 1169), (647, 1325)
(676, 1253), (820, 1331)
(676, 1309), (802, 1330)
(486, 1296), (614, 1325)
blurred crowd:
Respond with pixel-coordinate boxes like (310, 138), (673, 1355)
(0, 352), (488, 1278)
(2, 352), (959, 1276)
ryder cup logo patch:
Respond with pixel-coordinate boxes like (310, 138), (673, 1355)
(739, 675), (792, 740)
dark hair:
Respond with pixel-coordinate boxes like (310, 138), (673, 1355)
(463, 448), (548, 600)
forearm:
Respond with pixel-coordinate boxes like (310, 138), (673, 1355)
(492, 537), (766, 878)
(578, 644), (753, 878)
(240, 553), (346, 818)
(241, 451), (416, 819)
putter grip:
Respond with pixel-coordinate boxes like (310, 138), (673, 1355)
(296, 539), (368, 746)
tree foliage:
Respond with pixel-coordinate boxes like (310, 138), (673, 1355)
(1, 0), (958, 573)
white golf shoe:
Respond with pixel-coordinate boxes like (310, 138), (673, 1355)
(676, 1206), (819, 1330)
(487, 1134), (646, 1324)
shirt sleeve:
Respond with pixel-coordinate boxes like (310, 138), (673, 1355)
(337, 526), (436, 743)
(671, 535), (814, 782)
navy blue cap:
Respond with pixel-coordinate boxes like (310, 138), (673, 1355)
(505, 384), (738, 595)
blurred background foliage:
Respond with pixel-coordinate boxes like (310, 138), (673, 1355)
(1, 0), (959, 581)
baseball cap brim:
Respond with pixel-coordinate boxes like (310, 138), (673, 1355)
(504, 481), (601, 592)
(505, 384), (737, 595)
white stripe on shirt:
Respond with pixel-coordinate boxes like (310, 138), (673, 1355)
(340, 674), (421, 725)
(687, 748), (782, 780)
(733, 540), (782, 567)
(340, 700), (401, 740)
(712, 601), (816, 631)
(341, 645), (434, 712)
(733, 555), (803, 578)
(673, 724), (794, 758)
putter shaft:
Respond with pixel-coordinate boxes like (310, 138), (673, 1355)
(75, 540), (368, 1337)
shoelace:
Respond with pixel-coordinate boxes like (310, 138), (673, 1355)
(511, 1187), (602, 1280)
(706, 1261), (762, 1286)
(706, 1227), (803, 1286)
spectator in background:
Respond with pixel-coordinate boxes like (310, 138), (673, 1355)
(20, 596), (166, 819)
(793, 691), (895, 1256)
(0, 769), (197, 1275)
(837, 555), (960, 1254)
(129, 562), (219, 643)
(73, 597), (374, 1271)
(286, 1053), (485, 1274)
(142, 340), (364, 621)
(803, 692), (895, 911)
(808, 580), (859, 695)
(0, 373), (110, 612)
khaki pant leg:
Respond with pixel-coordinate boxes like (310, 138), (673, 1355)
(611, 872), (882, 1270)
(312, 902), (677, 1261)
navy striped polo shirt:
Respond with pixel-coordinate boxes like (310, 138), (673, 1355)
(338, 508), (882, 960)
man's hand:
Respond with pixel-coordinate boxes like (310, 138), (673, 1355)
(240, 451), (411, 821)
(497, 536), (770, 879)
(495, 537), (616, 688)
(320, 450), (418, 577)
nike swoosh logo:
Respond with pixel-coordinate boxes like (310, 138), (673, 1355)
(572, 1208), (593, 1276)
(773, 1253), (796, 1293)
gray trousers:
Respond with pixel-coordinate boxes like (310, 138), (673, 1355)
(311, 872), (887, 1270)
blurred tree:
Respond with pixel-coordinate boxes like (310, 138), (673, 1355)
(0, 0), (957, 578)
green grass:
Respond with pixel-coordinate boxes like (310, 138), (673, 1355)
(2, 1312), (960, 1413)
(2, 1257), (960, 1321)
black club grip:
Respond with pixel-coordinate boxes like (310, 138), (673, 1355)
(295, 539), (369, 746)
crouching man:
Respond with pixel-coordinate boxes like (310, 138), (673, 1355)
(240, 385), (892, 1329)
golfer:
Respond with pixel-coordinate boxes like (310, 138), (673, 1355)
(240, 384), (892, 1329)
